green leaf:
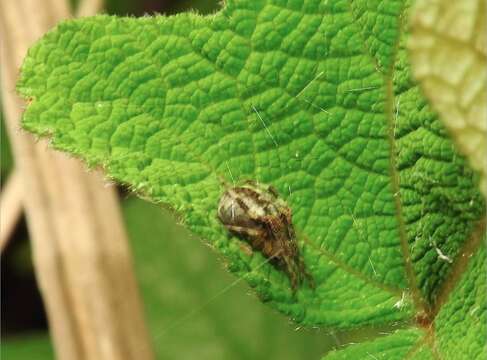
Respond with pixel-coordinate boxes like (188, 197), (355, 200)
(408, 0), (487, 196)
(323, 328), (431, 360)
(434, 243), (486, 359)
(17, 0), (484, 340)
(0, 333), (53, 360)
(1, 109), (14, 178)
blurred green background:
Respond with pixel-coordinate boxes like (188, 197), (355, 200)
(1, 1), (364, 359)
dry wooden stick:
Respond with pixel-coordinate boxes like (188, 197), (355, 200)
(0, 0), (103, 254)
(0, 171), (23, 252)
(0, 0), (155, 359)
(76, 0), (104, 17)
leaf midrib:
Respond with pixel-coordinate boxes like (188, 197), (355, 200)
(380, 2), (429, 316)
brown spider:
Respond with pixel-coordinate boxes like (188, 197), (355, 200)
(217, 180), (313, 291)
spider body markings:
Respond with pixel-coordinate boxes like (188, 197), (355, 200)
(217, 180), (313, 291)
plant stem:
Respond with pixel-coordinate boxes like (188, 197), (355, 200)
(0, 171), (23, 252)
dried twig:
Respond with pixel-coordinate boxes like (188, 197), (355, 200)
(0, 0), (106, 250)
(0, 0), (154, 359)
(76, 0), (104, 17)
(0, 171), (23, 252)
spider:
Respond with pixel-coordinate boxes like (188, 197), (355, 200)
(217, 180), (313, 291)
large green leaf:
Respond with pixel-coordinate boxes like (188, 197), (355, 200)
(323, 328), (432, 359)
(434, 243), (486, 359)
(17, 0), (485, 355)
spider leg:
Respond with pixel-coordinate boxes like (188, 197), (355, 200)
(225, 225), (264, 239)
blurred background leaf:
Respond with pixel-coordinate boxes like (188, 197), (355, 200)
(1, 108), (13, 183)
(1, 334), (54, 359)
